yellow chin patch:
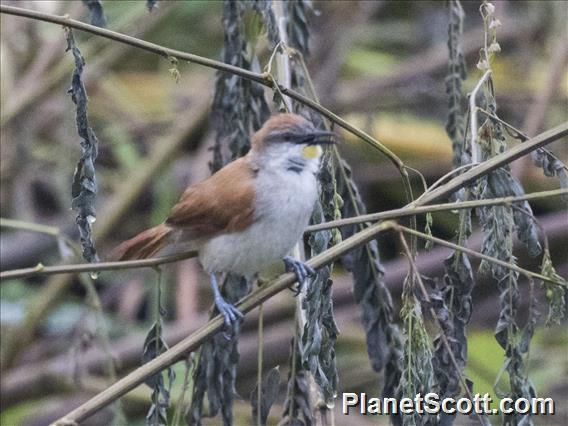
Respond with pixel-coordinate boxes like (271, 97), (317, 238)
(302, 145), (322, 159)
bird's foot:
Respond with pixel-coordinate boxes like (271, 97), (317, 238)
(214, 295), (243, 339)
(283, 256), (316, 295)
(210, 273), (243, 339)
(214, 294), (244, 326)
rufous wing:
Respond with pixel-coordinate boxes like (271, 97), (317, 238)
(165, 156), (257, 239)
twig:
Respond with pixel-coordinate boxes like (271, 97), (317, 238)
(0, 251), (197, 281)
(409, 121), (568, 206)
(479, 109), (530, 141)
(469, 70), (492, 163)
(397, 232), (488, 426)
(414, 163), (478, 204)
(395, 224), (566, 288)
(305, 188), (568, 233)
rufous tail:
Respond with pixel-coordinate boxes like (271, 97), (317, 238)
(110, 224), (172, 261)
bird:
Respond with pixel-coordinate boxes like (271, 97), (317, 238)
(111, 113), (336, 328)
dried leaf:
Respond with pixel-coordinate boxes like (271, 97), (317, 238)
(424, 213), (434, 251)
(65, 30), (99, 264)
(531, 148), (568, 201)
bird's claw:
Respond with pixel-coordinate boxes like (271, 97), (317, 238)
(283, 256), (316, 295)
(214, 296), (243, 339)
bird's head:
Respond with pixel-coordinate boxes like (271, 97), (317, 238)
(251, 113), (336, 172)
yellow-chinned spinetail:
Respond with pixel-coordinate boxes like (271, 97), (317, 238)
(111, 113), (336, 329)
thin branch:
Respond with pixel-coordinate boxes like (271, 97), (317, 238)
(0, 5), (263, 83)
(397, 232), (488, 426)
(395, 224), (566, 288)
(0, 4), (404, 174)
(305, 188), (568, 233)
(0, 251), (197, 281)
(479, 109), (530, 141)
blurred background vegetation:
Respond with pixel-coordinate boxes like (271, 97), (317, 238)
(0, 1), (566, 425)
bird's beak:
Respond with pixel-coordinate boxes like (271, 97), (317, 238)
(301, 130), (337, 145)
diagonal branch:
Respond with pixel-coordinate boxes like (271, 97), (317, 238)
(410, 121), (568, 206)
(395, 224), (566, 288)
(53, 221), (393, 424)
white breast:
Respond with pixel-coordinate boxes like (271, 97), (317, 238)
(199, 165), (318, 278)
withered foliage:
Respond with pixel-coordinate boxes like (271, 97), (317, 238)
(66, 30), (99, 264)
